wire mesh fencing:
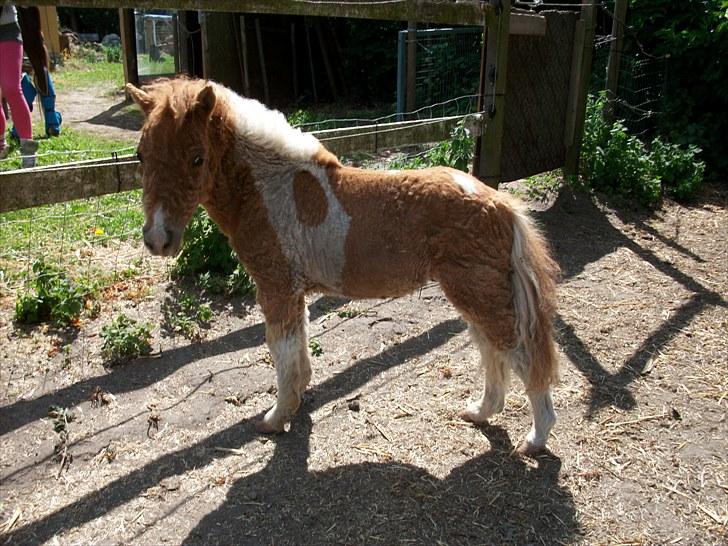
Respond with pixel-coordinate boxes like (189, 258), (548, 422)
(396, 26), (481, 119)
(591, 6), (668, 139)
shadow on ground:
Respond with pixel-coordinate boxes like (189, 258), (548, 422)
(4, 319), (470, 544)
(535, 188), (726, 416)
(85, 99), (143, 132)
(181, 413), (579, 545)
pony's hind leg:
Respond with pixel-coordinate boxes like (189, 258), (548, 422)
(512, 364), (556, 454)
(257, 292), (309, 433)
(298, 307), (313, 392)
(460, 324), (510, 423)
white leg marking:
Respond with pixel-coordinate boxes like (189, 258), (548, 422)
(524, 389), (556, 449)
(262, 332), (306, 432)
(450, 171), (478, 195)
(461, 326), (511, 423)
(510, 357), (556, 451)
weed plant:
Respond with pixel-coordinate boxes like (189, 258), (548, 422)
(15, 260), (97, 327)
(100, 314), (153, 362)
(390, 120), (473, 172)
(173, 208), (256, 296)
(162, 292), (213, 339)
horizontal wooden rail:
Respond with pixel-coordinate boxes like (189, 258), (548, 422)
(16, 0), (493, 25)
(13, 1), (545, 34)
(0, 160), (140, 214)
(0, 113), (484, 214)
(315, 113), (483, 155)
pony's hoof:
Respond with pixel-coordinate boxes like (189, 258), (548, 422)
(255, 418), (283, 434)
(515, 440), (547, 458)
(459, 409), (487, 424)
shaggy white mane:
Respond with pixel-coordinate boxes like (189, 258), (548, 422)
(217, 84), (320, 162)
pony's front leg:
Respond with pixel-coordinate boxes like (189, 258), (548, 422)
(256, 292), (309, 434)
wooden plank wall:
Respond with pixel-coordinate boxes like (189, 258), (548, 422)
(499, 10), (578, 182)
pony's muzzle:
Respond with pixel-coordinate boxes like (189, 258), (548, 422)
(142, 224), (180, 257)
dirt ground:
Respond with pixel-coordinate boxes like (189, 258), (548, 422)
(58, 83), (143, 141)
(0, 176), (726, 545)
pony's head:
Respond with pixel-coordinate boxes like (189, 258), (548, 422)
(127, 79), (220, 256)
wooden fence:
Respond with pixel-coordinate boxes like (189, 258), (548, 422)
(3, 1), (596, 214)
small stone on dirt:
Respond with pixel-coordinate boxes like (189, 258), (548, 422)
(160, 477), (181, 491)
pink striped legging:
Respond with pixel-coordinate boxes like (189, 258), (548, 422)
(0, 40), (32, 140)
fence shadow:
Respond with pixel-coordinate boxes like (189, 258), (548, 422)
(4, 319), (468, 544)
(181, 412), (579, 545)
(84, 99), (144, 132)
(0, 296), (346, 438)
(535, 187), (726, 417)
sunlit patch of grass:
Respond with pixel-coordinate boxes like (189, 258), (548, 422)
(53, 57), (125, 92)
(0, 125), (136, 172)
(137, 53), (175, 78)
(0, 190), (143, 251)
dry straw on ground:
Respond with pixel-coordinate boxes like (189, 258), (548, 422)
(1, 182), (726, 545)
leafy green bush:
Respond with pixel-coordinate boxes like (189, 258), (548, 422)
(101, 314), (153, 361)
(105, 45), (121, 63)
(15, 260), (96, 327)
(173, 208), (255, 296)
(390, 120), (473, 171)
(287, 109), (314, 127)
(581, 93), (705, 205)
(626, 0), (728, 177)
(650, 139), (705, 201)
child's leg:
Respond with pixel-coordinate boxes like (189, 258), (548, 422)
(0, 40), (32, 140)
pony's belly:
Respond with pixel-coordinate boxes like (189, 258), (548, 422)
(339, 256), (430, 299)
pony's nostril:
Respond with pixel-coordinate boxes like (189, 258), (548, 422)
(143, 238), (153, 251)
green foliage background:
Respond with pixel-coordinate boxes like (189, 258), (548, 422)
(581, 93), (705, 205)
(625, 0), (728, 177)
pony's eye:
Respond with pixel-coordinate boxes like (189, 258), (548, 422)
(192, 155), (204, 167)
(136, 150), (143, 163)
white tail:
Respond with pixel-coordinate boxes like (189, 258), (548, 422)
(510, 203), (560, 391)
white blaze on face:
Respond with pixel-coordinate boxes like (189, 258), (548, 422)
(145, 205), (168, 250)
(450, 171), (478, 195)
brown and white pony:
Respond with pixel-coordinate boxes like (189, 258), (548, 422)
(127, 77), (560, 454)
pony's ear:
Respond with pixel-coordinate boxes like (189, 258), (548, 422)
(192, 84), (216, 120)
(126, 83), (155, 115)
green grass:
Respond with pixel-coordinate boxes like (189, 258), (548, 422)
(0, 125), (136, 172)
(138, 53), (175, 77)
(0, 190), (143, 250)
(0, 189), (144, 285)
(53, 57), (125, 93)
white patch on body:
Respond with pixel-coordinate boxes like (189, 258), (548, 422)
(450, 171), (478, 195)
(254, 164), (351, 293)
(221, 84), (351, 292)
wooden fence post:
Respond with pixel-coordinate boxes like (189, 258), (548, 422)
(119, 8), (138, 91)
(604, 0), (627, 123)
(564, 2), (597, 177)
(473, 0), (511, 188)
(406, 20), (417, 115)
